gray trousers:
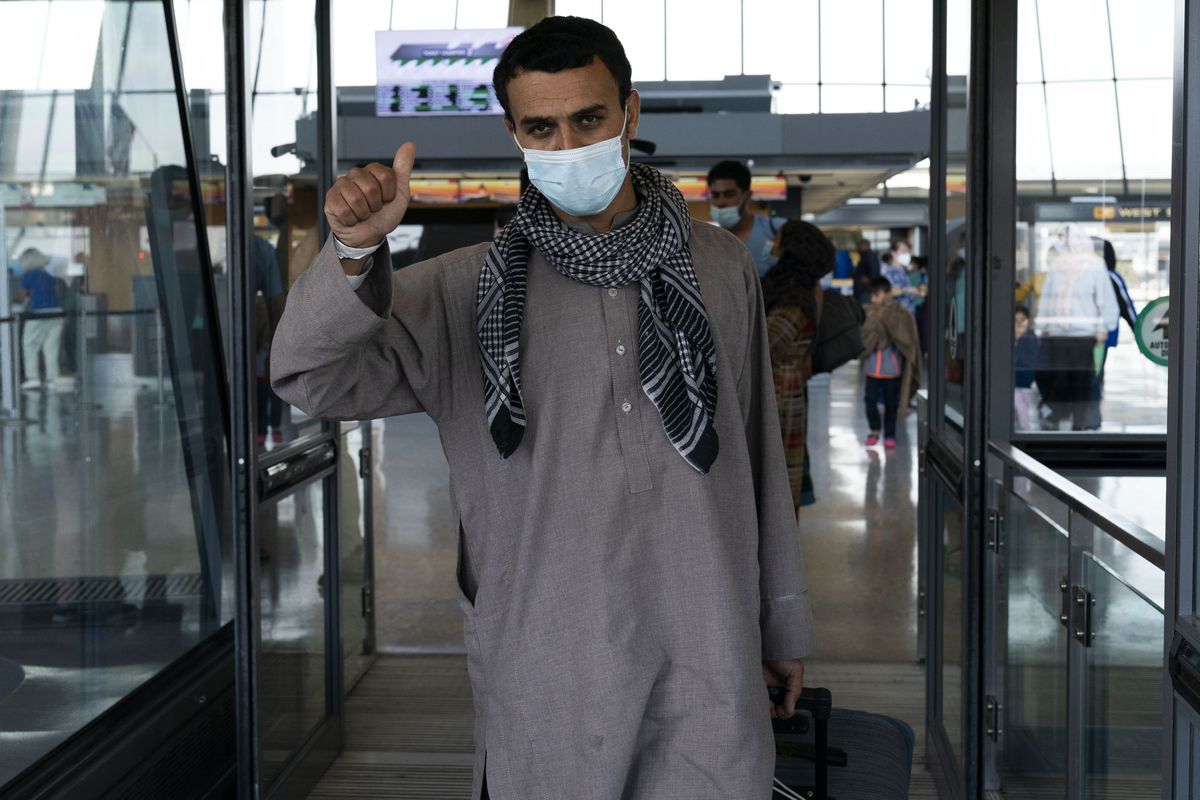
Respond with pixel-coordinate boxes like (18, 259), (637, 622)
(22, 316), (63, 382)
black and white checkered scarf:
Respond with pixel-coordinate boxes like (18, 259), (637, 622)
(475, 163), (719, 473)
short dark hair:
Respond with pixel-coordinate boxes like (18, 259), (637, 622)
(1098, 237), (1117, 271)
(706, 160), (752, 192)
(890, 238), (911, 252)
(493, 16), (633, 122)
(1015, 305), (1031, 320)
(869, 276), (892, 295)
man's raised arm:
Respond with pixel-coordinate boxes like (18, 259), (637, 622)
(270, 143), (451, 422)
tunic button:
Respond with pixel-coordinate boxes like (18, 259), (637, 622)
(621, 401), (632, 414)
(616, 344), (626, 355)
(608, 288), (618, 298)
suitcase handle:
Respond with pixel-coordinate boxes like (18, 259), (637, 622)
(794, 687), (832, 721)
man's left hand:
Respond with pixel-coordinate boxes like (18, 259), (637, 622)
(762, 659), (805, 720)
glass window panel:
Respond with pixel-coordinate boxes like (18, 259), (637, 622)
(775, 84), (821, 114)
(1043, 82), (1123, 180)
(175, 0), (226, 91)
(333, 0), (391, 87)
(941, 488), (966, 765)
(821, 84), (885, 113)
(374, 414), (459, 650)
(0, 2), (50, 89)
(13, 95), (52, 179)
(1, 2), (233, 786)
(112, 2), (179, 91)
(1117, 80), (1172, 180)
(119, 92), (189, 174)
(43, 94), (78, 179)
(41, 1), (106, 90)
(943, 0), (970, 424)
(259, 480), (329, 786)
(665, 0), (740, 80)
(555, 0), (602, 18)
(455, 0), (509, 28)
(1016, 83), (1054, 181)
(1016, 0), (1044, 84)
(886, 84), (931, 112)
(743, 0), (820, 83)
(1016, 218), (1168, 433)
(246, 1), (324, 448)
(1035, 0), (1115, 82)
(822, 0), (883, 84)
(1082, 554), (1163, 797)
(604, 0), (665, 82)
(1108, 0), (1172, 80)
(1000, 492), (1069, 791)
(251, 94), (310, 177)
(946, 0), (970, 75)
(884, 0), (932, 85)
(339, 428), (374, 694)
(250, 0), (318, 94)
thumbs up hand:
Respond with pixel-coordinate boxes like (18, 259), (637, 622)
(324, 142), (416, 249)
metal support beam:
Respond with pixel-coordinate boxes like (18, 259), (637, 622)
(316, 0), (336, 245)
(224, 0), (261, 796)
(1167, 0), (1200, 795)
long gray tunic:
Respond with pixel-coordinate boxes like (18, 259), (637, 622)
(272, 216), (815, 800)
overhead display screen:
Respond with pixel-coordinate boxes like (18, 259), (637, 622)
(375, 28), (523, 117)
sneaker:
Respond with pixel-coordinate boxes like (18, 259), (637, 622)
(271, 430), (283, 445)
(884, 437), (898, 450)
(865, 434), (880, 447)
(53, 376), (76, 393)
(20, 379), (40, 391)
(256, 433), (266, 448)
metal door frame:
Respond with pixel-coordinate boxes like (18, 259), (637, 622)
(227, 0), (345, 796)
(1166, 0), (1200, 794)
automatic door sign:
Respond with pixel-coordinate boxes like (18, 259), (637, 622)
(1134, 296), (1169, 367)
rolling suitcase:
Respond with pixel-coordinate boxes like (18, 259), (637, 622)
(769, 686), (915, 800)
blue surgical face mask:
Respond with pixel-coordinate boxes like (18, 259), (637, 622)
(762, 240), (779, 270)
(515, 107), (629, 218)
(709, 204), (742, 229)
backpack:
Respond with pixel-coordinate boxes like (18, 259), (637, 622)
(865, 345), (904, 379)
(811, 289), (866, 374)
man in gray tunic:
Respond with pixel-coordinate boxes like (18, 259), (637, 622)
(272, 16), (814, 800)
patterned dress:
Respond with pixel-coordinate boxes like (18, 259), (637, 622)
(766, 303), (818, 509)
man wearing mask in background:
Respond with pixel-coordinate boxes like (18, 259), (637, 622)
(271, 16), (813, 800)
(706, 159), (786, 276)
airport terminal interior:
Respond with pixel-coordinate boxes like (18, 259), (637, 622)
(0, 0), (1196, 798)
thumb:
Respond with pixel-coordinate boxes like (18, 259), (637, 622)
(392, 141), (416, 186)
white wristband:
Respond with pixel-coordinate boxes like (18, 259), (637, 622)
(333, 236), (383, 260)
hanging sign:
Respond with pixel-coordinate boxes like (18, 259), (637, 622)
(1134, 296), (1169, 367)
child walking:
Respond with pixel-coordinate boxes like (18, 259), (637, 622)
(1013, 305), (1040, 431)
(862, 277), (922, 449)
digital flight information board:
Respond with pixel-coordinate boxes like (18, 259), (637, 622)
(374, 28), (523, 117)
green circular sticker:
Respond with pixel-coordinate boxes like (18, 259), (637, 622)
(1134, 296), (1169, 367)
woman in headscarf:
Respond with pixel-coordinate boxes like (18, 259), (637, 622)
(1034, 224), (1120, 430)
(761, 220), (836, 512)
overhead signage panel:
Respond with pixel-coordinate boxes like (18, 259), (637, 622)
(375, 28), (523, 117)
